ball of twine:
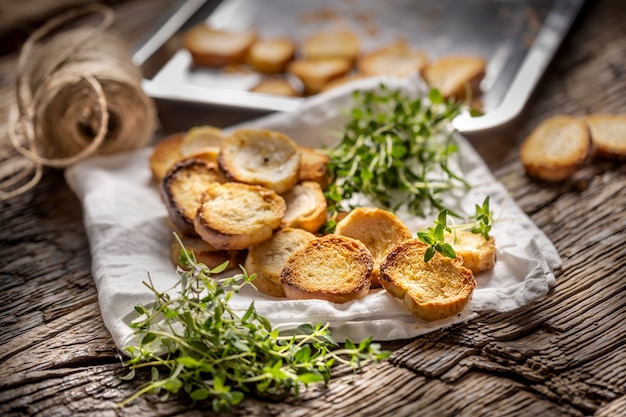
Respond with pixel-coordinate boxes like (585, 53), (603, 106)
(2, 4), (157, 200)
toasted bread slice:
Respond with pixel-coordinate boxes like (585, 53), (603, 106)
(585, 114), (626, 159)
(243, 258), (286, 298)
(520, 115), (592, 181)
(179, 126), (225, 163)
(247, 37), (295, 74)
(334, 207), (413, 288)
(245, 227), (316, 297)
(281, 182), (328, 232)
(298, 146), (330, 188)
(379, 238), (476, 321)
(423, 55), (486, 99)
(357, 41), (428, 77)
(320, 73), (371, 92)
(184, 24), (256, 68)
(219, 128), (301, 194)
(280, 234), (373, 303)
(444, 230), (496, 274)
(301, 30), (361, 62)
(160, 158), (226, 236)
(288, 58), (352, 95)
(170, 234), (245, 272)
(194, 182), (286, 250)
(250, 78), (300, 97)
(149, 133), (185, 182)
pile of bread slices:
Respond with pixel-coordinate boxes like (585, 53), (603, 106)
(184, 23), (486, 102)
(150, 126), (495, 322)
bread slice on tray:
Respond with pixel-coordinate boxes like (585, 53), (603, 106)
(250, 78), (300, 97)
(280, 234), (373, 303)
(585, 114), (626, 159)
(423, 55), (486, 100)
(219, 128), (301, 194)
(444, 230), (496, 274)
(184, 25), (256, 68)
(357, 41), (428, 77)
(194, 182), (286, 250)
(301, 30), (361, 62)
(245, 227), (316, 298)
(334, 207), (413, 289)
(288, 58), (352, 95)
(280, 181), (328, 232)
(520, 115), (592, 181)
(247, 37), (295, 74)
(379, 238), (476, 322)
(160, 158), (226, 236)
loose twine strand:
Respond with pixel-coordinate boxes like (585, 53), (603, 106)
(1, 4), (157, 201)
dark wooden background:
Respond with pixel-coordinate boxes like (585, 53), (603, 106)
(1, 0), (625, 416)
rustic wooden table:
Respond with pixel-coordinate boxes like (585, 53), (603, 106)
(1, 0), (625, 416)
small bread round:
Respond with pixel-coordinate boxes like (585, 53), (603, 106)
(170, 234), (245, 272)
(287, 58), (352, 95)
(184, 25), (256, 68)
(335, 207), (413, 289)
(149, 133), (185, 182)
(219, 129), (301, 194)
(357, 41), (428, 77)
(281, 182), (328, 232)
(423, 55), (486, 99)
(160, 158), (225, 236)
(250, 78), (300, 97)
(280, 234), (373, 304)
(247, 37), (295, 74)
(379, 238), (476, 322)
(585, 114), (626, 159)
(194, 182), (286, 250)
(520, 115), (591, 181)
(245, 227), (316, 297)
(244, 256), (286, 298)
(180, 125), (225, 162)
(444, 230), (496, 274)
(301, 30), (361, 62)
(297, 146), (330, 188)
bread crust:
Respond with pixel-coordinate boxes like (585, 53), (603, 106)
(160, 158), (225, 236)
(334, 207), (412, 288)
(179, 125), (225, 163)
(297, 146), (330, 188)
(520, 115), (592, 181)
(219, 128), (300, 194)
(184, 25), (256, 68)
(280, 182), (328, 232)
(244, 256), (286, 298)
(379, 238), (476, 321)
(149, 133), (185, 182)
(194, 182), (286, 250)
(585, 114), (626, 159)
(281, 234), (373, 303)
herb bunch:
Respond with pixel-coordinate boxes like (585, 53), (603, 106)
(417, 196), (495, 262)
(117, 235), (390, 411)
(324, 85), (468, 219)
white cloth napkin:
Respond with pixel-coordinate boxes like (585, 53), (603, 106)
(65, 75), (561, 352)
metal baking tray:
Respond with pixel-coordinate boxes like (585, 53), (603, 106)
(133, 0), (585, 133)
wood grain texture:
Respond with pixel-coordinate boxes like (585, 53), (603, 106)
(1, 0), (625, 416)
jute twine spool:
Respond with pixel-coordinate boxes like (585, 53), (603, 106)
(1, 4), (157, 201)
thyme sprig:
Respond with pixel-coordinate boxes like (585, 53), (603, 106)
(117, 234), (390, 411)
(417, 197), (495, 262)
(324, 86), (468, 219)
